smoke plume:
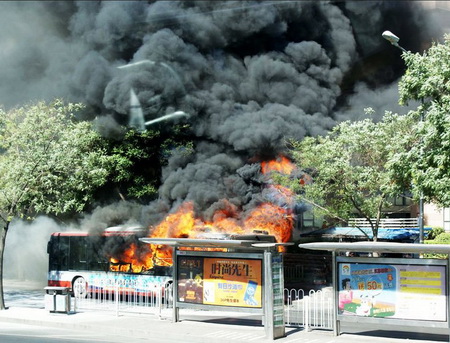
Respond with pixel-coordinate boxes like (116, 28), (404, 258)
(4, 217), (69, 285)
(0, 1), (443, 233)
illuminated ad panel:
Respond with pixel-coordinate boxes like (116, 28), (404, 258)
(338, 262), (447, 321)
(177, 256), (262, 308)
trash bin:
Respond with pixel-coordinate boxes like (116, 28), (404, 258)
(44, 286), (71, 313)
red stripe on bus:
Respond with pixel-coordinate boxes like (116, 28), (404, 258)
(51, 232), (89, 237)
(48, 280), (72, 288)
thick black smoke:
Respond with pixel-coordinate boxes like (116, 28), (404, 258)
(0, 1), (443, 229)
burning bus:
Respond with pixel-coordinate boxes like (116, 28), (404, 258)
(47, 226), (173, 298)
(46, 224), (280, 298)
(46, 199), (293, 298)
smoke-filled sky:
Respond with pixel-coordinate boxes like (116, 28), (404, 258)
(1, 1), (445, 255)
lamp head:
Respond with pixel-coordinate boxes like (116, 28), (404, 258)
(382, 30), (400, 44)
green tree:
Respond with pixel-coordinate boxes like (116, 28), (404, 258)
(0, 100), (111, 310)
(101, 129), (160, 202)
(396, 34), (450, 207)
(98, 124), (193, 203)
(287, 111), (415, 241)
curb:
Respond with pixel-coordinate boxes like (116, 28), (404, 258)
(0, 306), (447, 343)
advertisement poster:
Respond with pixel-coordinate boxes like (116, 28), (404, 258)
(338, 262), (447, 321)
(177, 256), (262, 308)
(177, 256), (204, 304)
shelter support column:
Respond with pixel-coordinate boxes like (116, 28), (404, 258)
(447, 254), (450, 343)
(332, 250), (340, 336)
(264, 249), (286, 340)
(172, 246), (179, 323)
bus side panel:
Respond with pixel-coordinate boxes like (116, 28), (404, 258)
(48, 270), (172, 295)
(86, 273), (172, 295)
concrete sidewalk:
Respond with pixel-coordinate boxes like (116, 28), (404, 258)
(2, 280), (448, 342)
(0, 305), (448, 343)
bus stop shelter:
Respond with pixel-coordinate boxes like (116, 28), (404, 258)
(299, 241), (450, 341)
(140, 237), (293, 340)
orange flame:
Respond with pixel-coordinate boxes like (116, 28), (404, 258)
(261, 155), (295, 175)
(244, 203), (293, 243)
(109, 156), (296, 272)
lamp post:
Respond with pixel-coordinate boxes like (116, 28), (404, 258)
(144, 110), (189, 126)
(382, 31), (424, 244)
(118, 59), (186, 94)
(382, 31), (408, 53)
(117, 60), (188, 131)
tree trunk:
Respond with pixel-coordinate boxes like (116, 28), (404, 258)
(0, 222), (9, 310)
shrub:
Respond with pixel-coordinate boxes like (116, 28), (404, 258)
(424, 231), (450, 258)
(434, 232), (450, 244)
(427, 227), (445, 240)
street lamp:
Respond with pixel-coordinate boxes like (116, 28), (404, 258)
(129, 88), (145, 131)
(117, 60), (188, 131)
(382, 30), (424, 244)
(382, 30), (408, 53)
(144, 110), (189, 126)
(117, 59), (186, 94)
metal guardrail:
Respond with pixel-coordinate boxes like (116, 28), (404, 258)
(73, 279), (173, 317)
(284, 287), (333, 330)
(73, 279), (333, 330)
(348, 218), (419, 228)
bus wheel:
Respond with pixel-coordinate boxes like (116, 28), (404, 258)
(73, 277), (88, 298)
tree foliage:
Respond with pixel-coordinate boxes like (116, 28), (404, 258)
(99, 124), (193, 203)
(288, 111), (415, 240)
(399, 34), (450, 106)
(0, 100), (111, 217)
(396, 34), (450, 207)
(0, 99), (111, 309)
(101, 129), (161, 202)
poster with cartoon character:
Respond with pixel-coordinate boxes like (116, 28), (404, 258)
(338, 263), (396, 318)
(338, 262), (447, 321)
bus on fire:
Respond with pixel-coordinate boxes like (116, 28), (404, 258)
(46, 226), (173, 298)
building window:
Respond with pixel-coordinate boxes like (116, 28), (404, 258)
(386, 193), (412, 207)
(296, 210), (323, 231)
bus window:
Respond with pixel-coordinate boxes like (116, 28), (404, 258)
(88, 237), (109, 271)
(69, 236), (88, 270)
(48, 237), (59, 271)
(58, 236), (69, 271)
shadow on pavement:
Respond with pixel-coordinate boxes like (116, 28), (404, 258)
(342, 329), (449, 342)
(183, 316), (263, 327)
(283, 327), (304, 336)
